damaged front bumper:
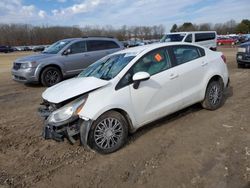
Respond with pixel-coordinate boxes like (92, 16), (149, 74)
(38, 105), (92, 146)
(43, 120), (80, 144)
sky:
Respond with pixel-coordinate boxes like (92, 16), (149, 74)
(0, 0), (249, 31)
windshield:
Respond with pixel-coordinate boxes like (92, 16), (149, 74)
(78, 53), (135, 80)
(161, 34), (186, 42)
(43, 40), (71, 54)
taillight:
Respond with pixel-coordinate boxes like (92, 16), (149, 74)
(221, 55), (226, 63)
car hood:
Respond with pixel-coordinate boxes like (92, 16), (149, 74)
(42, 77), (109, 104)
(15, 53), (55, 62)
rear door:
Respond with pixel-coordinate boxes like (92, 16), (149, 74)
(170, 45), (207, 107)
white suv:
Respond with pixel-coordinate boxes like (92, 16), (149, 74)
(161, 31), (217, 51)
(40, 42), (229, 154)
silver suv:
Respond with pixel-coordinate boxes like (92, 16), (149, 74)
(11, 37), (124, 86)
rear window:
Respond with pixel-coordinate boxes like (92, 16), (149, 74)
(195, 33), (216, 42)
(172, 45), (204, 65)
(87, 40), (120, 51)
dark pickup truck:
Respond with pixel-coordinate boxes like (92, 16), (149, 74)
(237, 42), (250, 68)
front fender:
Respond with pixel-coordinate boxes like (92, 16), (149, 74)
(34, 63), (65, 79)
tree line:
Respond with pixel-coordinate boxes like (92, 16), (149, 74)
(0, 24), (165, 46)
(0, 19), (249, 46)
(170, 19), (250, 34)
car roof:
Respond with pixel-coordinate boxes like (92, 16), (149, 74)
(59, 37), (118, 42)
(114, 42), (202, 56)
(166, 31), (217, 35)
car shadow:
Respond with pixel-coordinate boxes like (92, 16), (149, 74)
(24, 83), (44, 88)
(23, 77), (71, 88)
(127, 85), (234, 144)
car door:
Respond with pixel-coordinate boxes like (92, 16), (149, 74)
(121, 47), (183, 128)
(170, 45), (207, 107)
(60, 41), (88, 76)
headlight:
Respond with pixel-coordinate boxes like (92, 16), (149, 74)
(47, 95), (87, 124)
(238, 47), (246, 53)
(20, 61), (37, 69)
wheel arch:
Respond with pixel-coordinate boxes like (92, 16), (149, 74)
(38, 64), (63, 83)
(90, 108), (135, 134)
(202, 74), (224, 100)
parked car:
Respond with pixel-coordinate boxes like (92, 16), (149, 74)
(217, 37), (237, 45)
(23, 46), (32, 51)
(238, 35), (249, 43)
(236, 41), (250, 68)
(0, 45), (14, 53)
(11, 37), (124, 86)
(160, 31), (217, 51)
(33, 46), (45, 52)
(39, 42), (229, 154)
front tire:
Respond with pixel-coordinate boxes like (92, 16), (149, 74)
(88, 111), (128, 154)
(202, 80), (224, 110)
(40, 67), (62, 87)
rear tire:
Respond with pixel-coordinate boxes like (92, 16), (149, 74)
(202, 80), (224, 110)
(40, 67), (62, 87)
(88, 111), (128, 154)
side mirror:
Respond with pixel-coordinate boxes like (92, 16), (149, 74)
(63, 48), (71, 55)
(132, 72), (150, 89)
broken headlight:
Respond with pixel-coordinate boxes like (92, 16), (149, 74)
(47, 95), (87, 125)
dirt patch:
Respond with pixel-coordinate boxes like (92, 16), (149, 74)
(0, 48), (249, 188)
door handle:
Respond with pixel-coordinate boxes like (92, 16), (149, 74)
(201, 61), (208, 66)
(169, 73), (179, 80)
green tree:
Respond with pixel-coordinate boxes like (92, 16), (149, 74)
(236, 19), (250, 34)
(170, 24), (178, 32)
(178, 22), (196, 31)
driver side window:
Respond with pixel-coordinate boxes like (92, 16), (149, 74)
(69, 41), (86, 54)
(116, 48), (171, 90)
(133, 48), (171, 76)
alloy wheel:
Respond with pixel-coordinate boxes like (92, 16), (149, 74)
(45, 70), (60, 85)
(209, 85), (222, 105)
(94, 118), (123, 150)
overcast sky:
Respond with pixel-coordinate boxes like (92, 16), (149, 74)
(0, 0), (249, 31)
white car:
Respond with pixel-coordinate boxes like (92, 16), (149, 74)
(40, 42), (229, 154)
